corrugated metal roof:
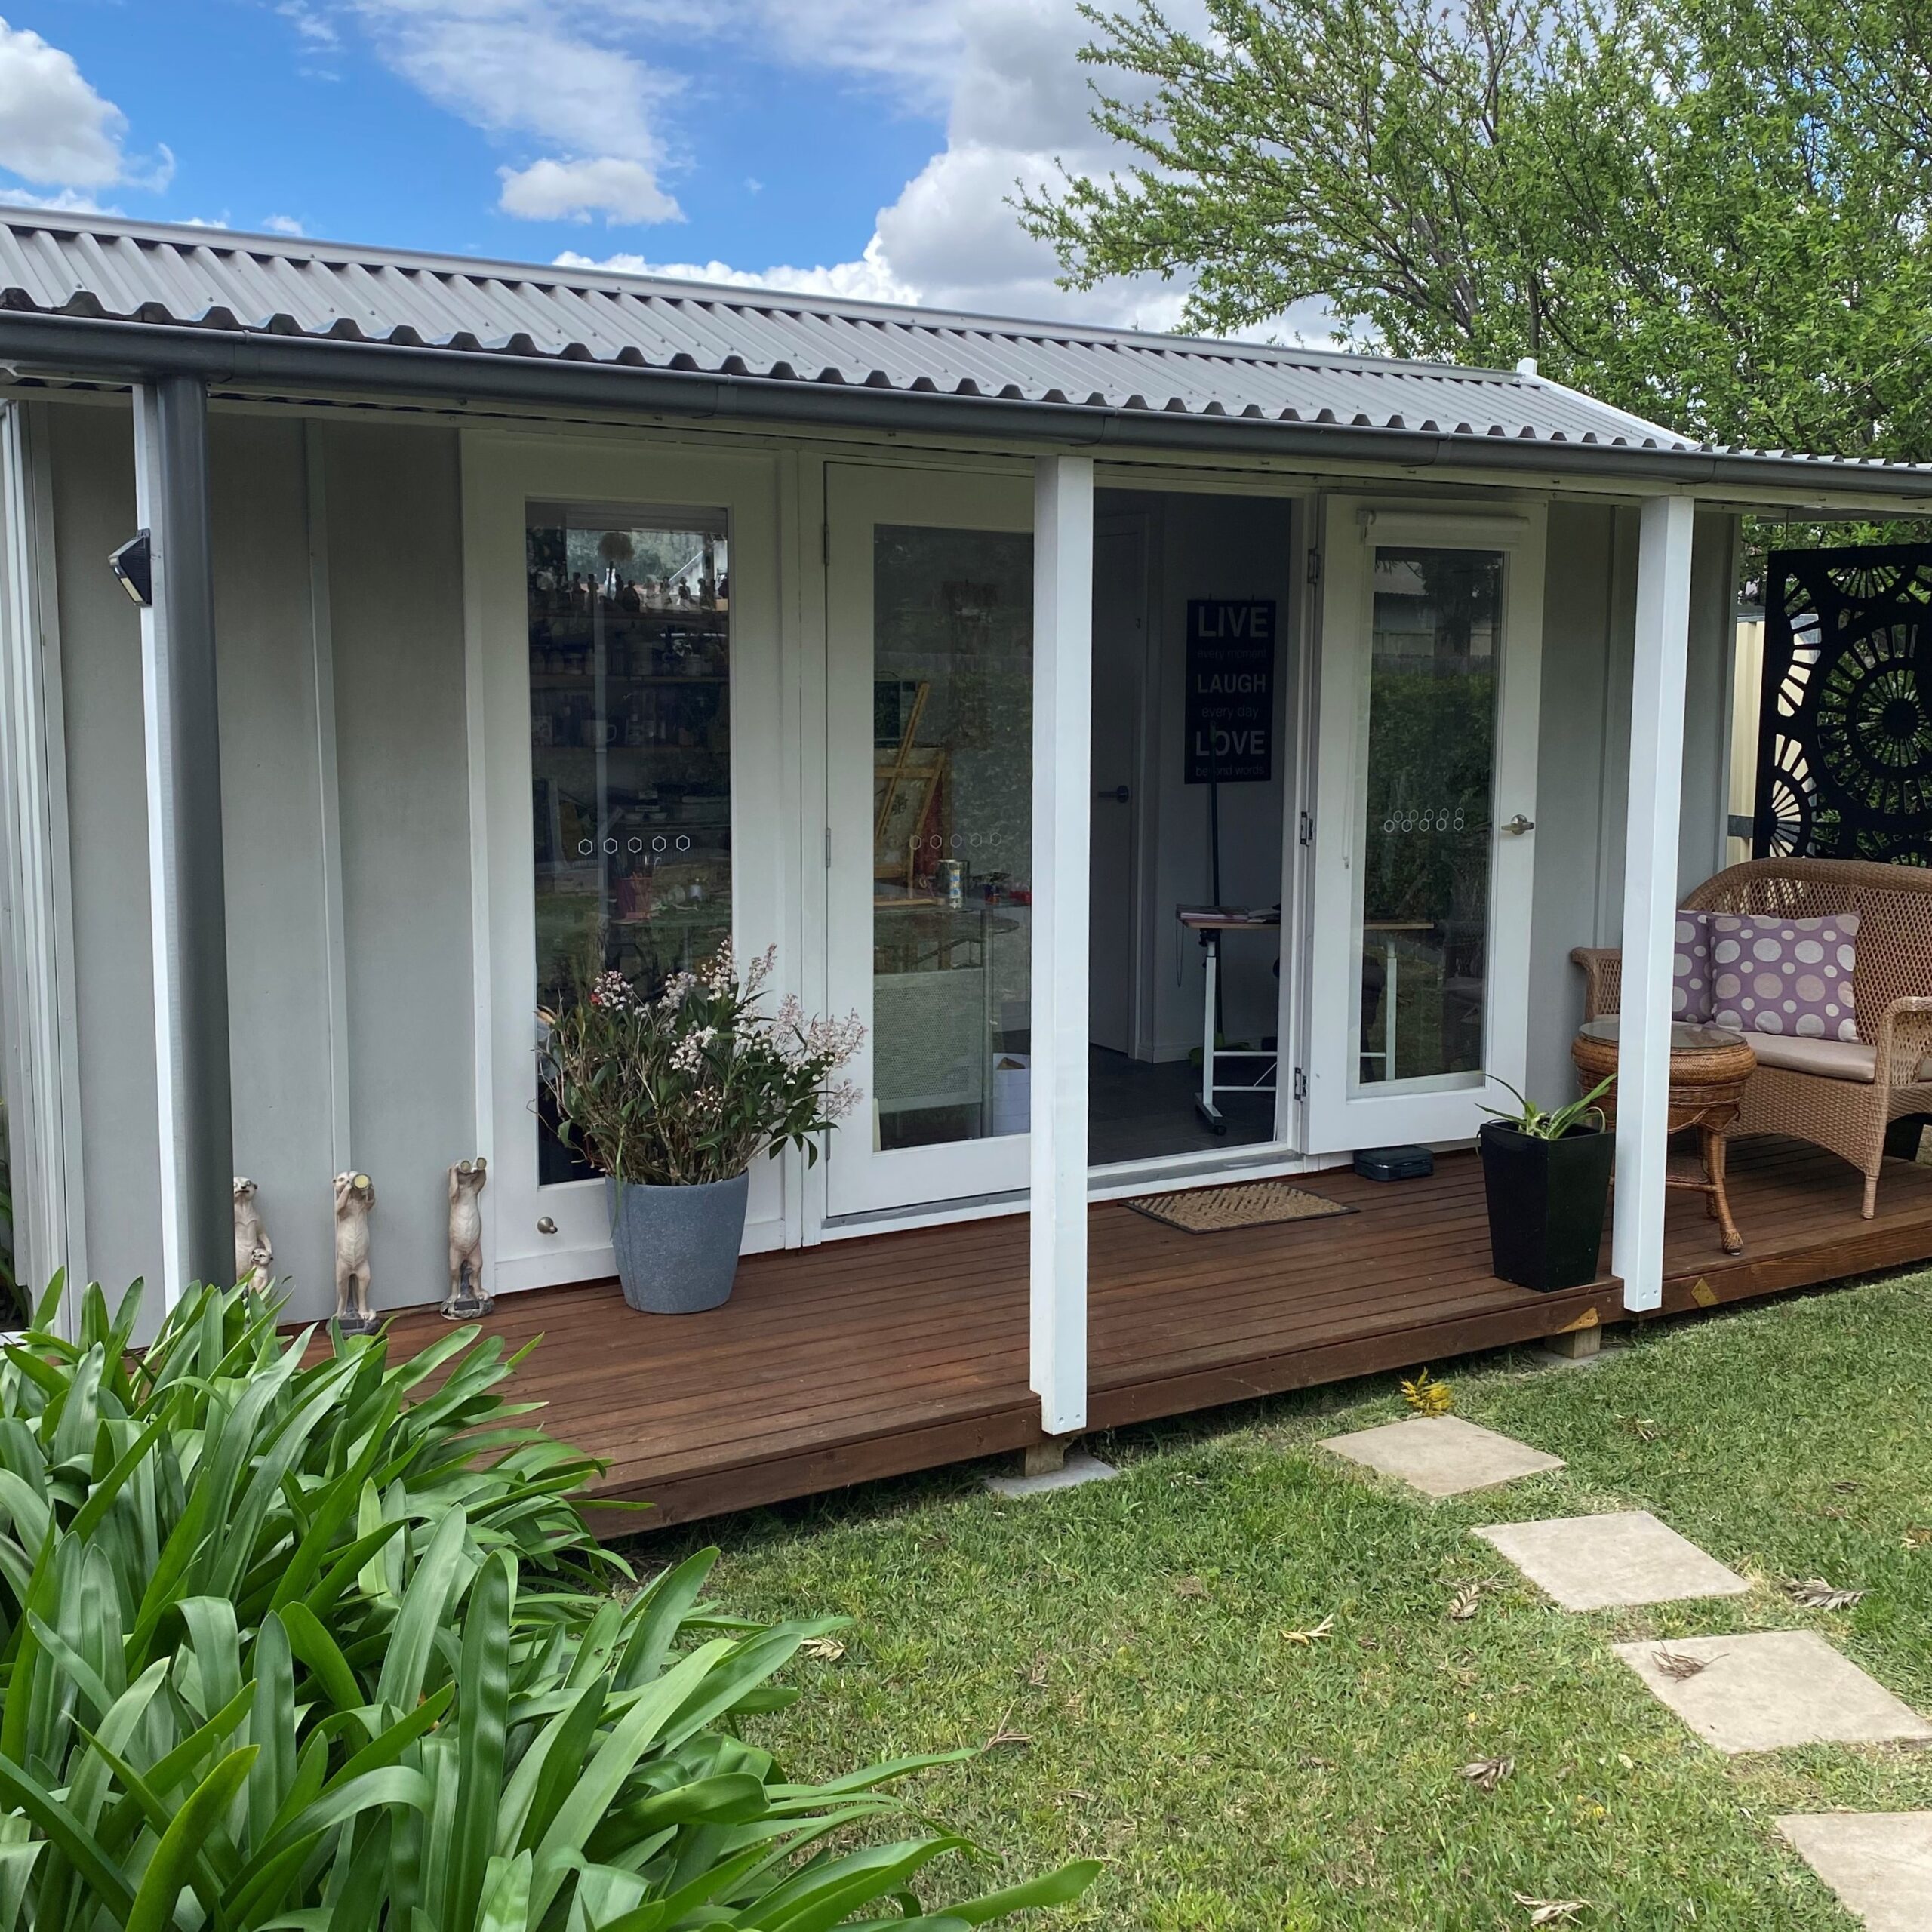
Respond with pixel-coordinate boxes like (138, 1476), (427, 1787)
(0, 210), (1926, 491)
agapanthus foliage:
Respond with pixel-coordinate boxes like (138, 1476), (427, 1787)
(0, 1276), (1097, 1929)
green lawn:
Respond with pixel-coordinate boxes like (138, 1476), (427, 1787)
(634, 1275), (1932, 1930)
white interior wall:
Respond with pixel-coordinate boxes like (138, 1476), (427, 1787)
(1100, 489), (1297, 1061)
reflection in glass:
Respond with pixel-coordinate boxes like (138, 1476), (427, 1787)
(871, 526), (1032, 1151)
(527, 504), (731, 1180)
(1355, 546), (1502, 1090)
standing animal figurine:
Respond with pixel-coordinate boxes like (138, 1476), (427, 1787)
(232, 1177), (274, 1295)
(332, 1171), (377, 1333)
(444, 1157), (491, 1319)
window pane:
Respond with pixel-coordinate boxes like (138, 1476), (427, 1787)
(872, 526), (1032, 1151)
(1355, 546), (1502, 1090)
(527, 505), (731, 1180)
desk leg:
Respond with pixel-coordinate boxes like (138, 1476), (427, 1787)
(1196, 934), (1225, 1133)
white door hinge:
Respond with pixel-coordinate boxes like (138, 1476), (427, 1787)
(824, 826), (832, 867)
(1292, 1067), (1308, 1103)
(1298, 809), (1315, 848)
(1306, 549), (1322, 586)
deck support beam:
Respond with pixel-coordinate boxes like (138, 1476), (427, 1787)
(1612, 494), (1696, 1312)
(134, 376), (234, 1305)
(1029, 454), (1094, 1433)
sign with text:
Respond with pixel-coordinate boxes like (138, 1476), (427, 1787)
(1185, 598), (1276, 783)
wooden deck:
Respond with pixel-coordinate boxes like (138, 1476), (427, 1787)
(378, 1137), (1932, 1531)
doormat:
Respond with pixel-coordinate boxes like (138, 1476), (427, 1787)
(1124, 1180), (1354, 1235)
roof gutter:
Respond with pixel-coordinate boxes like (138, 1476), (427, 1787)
(2, 311), (1927, 508)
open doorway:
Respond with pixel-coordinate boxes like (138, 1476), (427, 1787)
(1088, 488), (1299, 1170)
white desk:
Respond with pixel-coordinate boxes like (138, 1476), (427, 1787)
(1176, 906), (1281, 1133)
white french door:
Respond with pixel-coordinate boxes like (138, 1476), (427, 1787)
(1303, 501), (1547, 1153)
(466, 433), (786, 1294)
(823, 463), (1035, 1217)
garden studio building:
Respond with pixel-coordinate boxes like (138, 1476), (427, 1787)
(4, 211), (1932, 1523)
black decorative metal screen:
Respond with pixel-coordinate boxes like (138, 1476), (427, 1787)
(1754, 543), (1932, 864)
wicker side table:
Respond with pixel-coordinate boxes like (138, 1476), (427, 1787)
(1571, 1017), (1758, 1255)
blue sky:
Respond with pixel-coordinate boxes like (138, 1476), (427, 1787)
(1, 0), (1197, 325)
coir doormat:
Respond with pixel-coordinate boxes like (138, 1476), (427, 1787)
(1124, 1180), (1354, 1235)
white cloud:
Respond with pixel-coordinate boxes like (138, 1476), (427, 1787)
(0, 17), (147, 191)
(0, 187), (119, 216)
(278, 1), (340, 47)
(349, 8), (674, 164)
(552, 0), (1201, 327)
(731, 0), (961, 109)
(338, 3), (686, 226)
(329, 0), (1318, 332)
(500, 156), (678, 224)
(555, 235), (916, 305)
(262, 213), (306, 235)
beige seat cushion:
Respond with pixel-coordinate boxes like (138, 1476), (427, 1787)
(1732, 1033), (1932, 1084)
(1747, 1034), (1878, 1082)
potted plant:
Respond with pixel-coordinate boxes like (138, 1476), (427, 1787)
(1477, 1074), (1617, 1293)
(539, 942), (862, 1314)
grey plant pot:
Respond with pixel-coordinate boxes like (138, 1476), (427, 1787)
(608, 1171), (750, 1314)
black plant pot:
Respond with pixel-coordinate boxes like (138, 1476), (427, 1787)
(1478, 1121), (1614, 1293)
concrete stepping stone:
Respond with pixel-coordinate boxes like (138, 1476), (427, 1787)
(1475, 1510), (1750, 1611)
(985, 1450), (1119, 1497)
(1615, 1632), (1932, 1755)
(1777, 1813), (1932, 1930)
(1319, 1414), (1564, 1497)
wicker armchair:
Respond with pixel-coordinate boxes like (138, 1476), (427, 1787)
(1572, 858), (1932, 1217)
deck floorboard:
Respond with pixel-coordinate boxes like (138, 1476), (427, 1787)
(365, 1137), (1932, 1529)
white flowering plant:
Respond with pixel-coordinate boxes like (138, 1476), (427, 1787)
(538, 941), (863, 1186)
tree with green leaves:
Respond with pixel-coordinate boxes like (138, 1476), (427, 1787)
(1020, 0), (1932, 459)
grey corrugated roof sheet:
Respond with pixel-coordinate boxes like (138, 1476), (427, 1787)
(0, 209), (1927, 491)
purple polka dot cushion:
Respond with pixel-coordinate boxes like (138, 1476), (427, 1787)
(1672, 910), (1714, 1022)
(1709, 912), (1860, 1040)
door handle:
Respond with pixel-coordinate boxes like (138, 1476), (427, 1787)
(1097, 785), (1130, 804)
(1502, 814), (1535, 835)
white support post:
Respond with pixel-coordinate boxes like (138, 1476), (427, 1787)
(1029, 454), (1094, 1434)
(1613, 494), (1697, 1312)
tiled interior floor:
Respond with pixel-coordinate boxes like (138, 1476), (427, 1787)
(1087, 1045), (1275, 1166)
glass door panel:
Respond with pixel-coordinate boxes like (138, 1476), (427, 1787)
(872, 527), (1033, 1152)
(1304, 503), (1546, 1154)
(826, 466), (1034, 1217)
(525, 503), (731, 1181)
(1355, 547), (1502, 1093)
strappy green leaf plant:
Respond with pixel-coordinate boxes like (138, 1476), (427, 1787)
(0, 1278), (1096, 1930)
(1478, 1072), (1617, 1142)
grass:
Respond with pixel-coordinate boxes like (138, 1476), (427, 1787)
(630, 1272), (1932, 1929)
